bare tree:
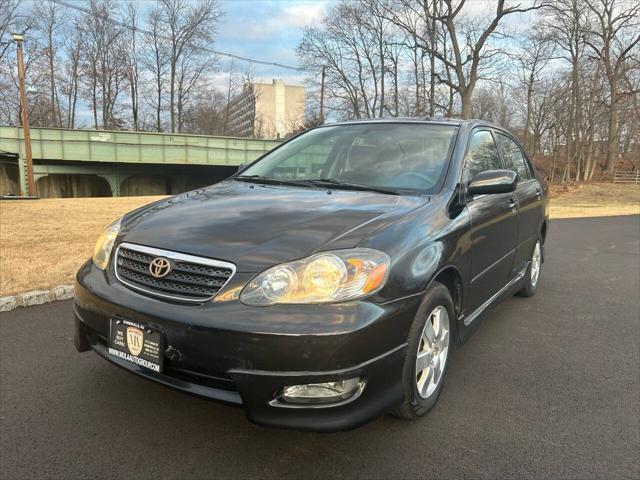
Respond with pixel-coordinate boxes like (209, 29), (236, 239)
(222, 60), (242, 135)
(387, 0), (547, 118)
(298, 0), (391, 119)
(181, 86), (227, 135)
(33, 0), (70, 127)
(515, 30), (555, 155)
(583, 0), (640, 175)
(77, 0), (127, 129)
(122, 0), (140, 130)
(0, 0), (20, 60)
(544, 0), (589, 181)
(158, 0), (222, 133)
(61, 21), (82, 128)
(141, 5), (169, 132)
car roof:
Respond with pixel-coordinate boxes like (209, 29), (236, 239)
(326, 117), (502, 130)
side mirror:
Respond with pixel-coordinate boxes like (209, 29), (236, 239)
(467, 170), (517, 195)
(237, 162), (249, 172)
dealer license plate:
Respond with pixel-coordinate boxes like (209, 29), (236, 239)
(108, 318), (163, 373)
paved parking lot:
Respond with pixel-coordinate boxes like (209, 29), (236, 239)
(1, 215), (639, 479)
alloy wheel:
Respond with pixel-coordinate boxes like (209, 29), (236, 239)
(531, 241), (541, 288)
(415, 305), (450, 399)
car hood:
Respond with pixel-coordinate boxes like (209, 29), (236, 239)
(119, 180), (428, 272)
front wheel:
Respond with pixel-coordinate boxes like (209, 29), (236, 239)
(393, 281), (454, 420)
(517, 238), (542, 297)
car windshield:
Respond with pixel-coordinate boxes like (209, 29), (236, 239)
(238, 123), (458, 194)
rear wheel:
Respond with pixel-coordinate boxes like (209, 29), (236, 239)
(393, 282), (454, 420)
(517, 238), (542, 297)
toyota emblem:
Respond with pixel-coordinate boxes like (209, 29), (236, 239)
(149, 257), (172, 278)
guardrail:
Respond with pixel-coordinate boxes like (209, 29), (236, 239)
(613, 170), (640, 184)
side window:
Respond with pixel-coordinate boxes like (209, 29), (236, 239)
(496, 133), (531, 182)
(462, 131), (502, 184)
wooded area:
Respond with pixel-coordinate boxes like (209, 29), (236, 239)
(1, 0), (638, 182)
(298, 0), (640, 181)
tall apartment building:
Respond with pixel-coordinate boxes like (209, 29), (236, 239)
(226, 79), (305, 139)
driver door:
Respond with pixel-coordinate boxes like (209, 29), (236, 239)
(463, 130), (519, 313)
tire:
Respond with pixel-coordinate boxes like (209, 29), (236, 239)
(393, 281), (455, 420)
(516, 237), (543, 298)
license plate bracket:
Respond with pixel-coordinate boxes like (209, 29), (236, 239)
(108, 317), (164, 373)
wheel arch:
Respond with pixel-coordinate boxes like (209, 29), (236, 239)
(428, 266), (463, 319)
(541, 220), (548, 244)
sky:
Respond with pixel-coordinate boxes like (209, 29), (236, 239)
(211, 0), (335, 88)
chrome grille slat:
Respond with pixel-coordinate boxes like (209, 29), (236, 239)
(117, 257), (228, 287)
(118, 249), (232, 279)
(118, 267), (222, 296)
(115, 243), (236, 303)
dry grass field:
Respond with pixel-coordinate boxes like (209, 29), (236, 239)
(549, 183), (640, 218)
(0, 196), (165, 296)
(0, 183), (638, 296)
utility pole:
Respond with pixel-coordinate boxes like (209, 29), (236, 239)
(319, 66), (326, 124)
(13, 32), (36, 197)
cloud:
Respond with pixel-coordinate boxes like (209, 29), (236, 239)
(213, 1), (332, 82)
(219, 0), (328, 41)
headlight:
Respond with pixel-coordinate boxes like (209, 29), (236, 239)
(92, 217), (122, 270)
(240, 249), (390, 305)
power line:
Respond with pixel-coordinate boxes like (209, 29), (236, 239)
(50, 0), (303, 71)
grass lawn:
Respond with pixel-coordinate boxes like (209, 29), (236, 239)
(1, 184), (638, 296)
(549, 183), (640, 219)
(1, 196), (164, 297)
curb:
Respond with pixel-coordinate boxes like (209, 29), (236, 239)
(0, 285), (74, 313)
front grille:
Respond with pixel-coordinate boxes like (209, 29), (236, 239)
(115, 243), (235, 302)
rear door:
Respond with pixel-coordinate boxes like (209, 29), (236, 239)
(463, 130), (519, 313)
(495, 133), (543, 272)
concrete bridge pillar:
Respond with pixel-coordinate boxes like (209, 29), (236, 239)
(99, 175), (119, 197)
(17, 154), (28, 196)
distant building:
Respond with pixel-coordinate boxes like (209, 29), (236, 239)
(226, 79), (305, 139)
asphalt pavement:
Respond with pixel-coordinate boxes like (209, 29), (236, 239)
(1, 215), (639, 479)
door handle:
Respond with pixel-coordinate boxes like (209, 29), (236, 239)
(535, 187), (543, 200)
(508, 198), (518, 212)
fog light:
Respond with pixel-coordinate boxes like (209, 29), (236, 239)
(280, 377), (364, 405)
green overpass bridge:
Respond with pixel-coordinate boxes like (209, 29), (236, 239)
(0, 126), (281, 197)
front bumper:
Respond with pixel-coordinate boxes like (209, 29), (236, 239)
(74, 260), (420, 431)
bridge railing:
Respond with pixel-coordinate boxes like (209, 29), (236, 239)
(0, 126), (282, 167)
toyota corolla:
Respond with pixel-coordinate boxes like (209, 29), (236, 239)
(74, 118), (548, 431)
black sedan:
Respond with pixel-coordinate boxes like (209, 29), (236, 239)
(74, 118), (548, 431)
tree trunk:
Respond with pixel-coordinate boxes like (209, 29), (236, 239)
(170, 55), (176, 133)
(379, 33), (385, 118)
(461, 88), (472, 119)
(70, 73), (78, 128)
(429, 10), (436, 117)
(605, 97), (618, 175)
(48, 47), (57, 126)
(524, 72), (534, 153)
(156, 70), (162, 132)
(394, 60), (399, 117)
(91, 71), (98, 129)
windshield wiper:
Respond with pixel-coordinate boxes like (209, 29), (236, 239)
(234, 175), (312, 187)
(300, 178), (400, 196)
